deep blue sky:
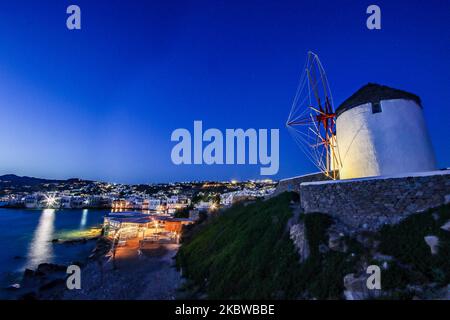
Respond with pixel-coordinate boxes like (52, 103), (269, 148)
(0, 0), (448, 183)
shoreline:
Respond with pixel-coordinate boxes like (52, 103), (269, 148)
(64, 241), (182, 300)
(11, 237), (183, 300)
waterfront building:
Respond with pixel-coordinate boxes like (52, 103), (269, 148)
(24, 194), (39, 209)
(195, 200), (215, 211)
(167, 196), (190, 214)
(60, 196), (72, 209)
(111, 199), (134, 211)
(70, 196), (85, 209)
(148, 198), (163, 210)
(103, 212), (193, 245)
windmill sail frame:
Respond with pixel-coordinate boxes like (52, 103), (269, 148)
(286, 52), (341, 180)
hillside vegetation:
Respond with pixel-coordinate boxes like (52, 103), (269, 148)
(176, 192), (356, 299)
(376, 204), (450, 292)
(176, 192), (450, 299)
(177, 192), (301, 299)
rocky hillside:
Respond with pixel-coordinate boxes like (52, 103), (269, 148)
(176, 192), (450, 300)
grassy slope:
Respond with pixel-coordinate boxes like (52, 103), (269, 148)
(177, 192), (301, 299)
(297, 213), (358, 299)
(177, 192), (356, 299)
(177, 192), (450, 300)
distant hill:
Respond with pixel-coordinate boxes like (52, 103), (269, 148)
(0, 174), (87, 187)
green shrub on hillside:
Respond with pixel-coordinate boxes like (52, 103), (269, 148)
(177, 192), (302, 299)
(302, 213), (332, 256)
(378, 204), (450, 285)
(296, 213), (358, 299)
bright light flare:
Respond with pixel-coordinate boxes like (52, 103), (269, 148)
(45, 194), (57, 208)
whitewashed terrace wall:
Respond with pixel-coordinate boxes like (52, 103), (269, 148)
(300, 171), (450, 231)
(274, 172), (331, 195)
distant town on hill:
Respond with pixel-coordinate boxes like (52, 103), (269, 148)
(0, 174), (276, 213)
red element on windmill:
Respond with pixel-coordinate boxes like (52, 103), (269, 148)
(286, 52), (341, 180)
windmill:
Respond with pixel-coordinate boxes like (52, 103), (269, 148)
(286, 52), (341, 180)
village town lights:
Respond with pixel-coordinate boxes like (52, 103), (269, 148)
(44, 194), (57, 208)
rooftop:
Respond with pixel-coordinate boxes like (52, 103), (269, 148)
(336, 83), (422, 118)
(106, 211), (192, 224)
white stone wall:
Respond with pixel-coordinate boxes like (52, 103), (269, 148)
(274, 172), (331, 194)
(336, 99), (436, 179)
(300, 170), (450, 231)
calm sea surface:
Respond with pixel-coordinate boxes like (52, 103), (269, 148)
(0, 208), (108, 296)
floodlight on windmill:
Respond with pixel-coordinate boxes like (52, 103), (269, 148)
(286, 52), (341, 180)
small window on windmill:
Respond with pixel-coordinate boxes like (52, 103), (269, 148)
(372, 101), (382, 114)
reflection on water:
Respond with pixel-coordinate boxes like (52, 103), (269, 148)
(0, 208), (107, 294)
(80, 209), (88, 228)
(26, 209), (55, 269)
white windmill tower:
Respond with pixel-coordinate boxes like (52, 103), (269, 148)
(287, 52), (437, 180)
(334, 83), (437, 179)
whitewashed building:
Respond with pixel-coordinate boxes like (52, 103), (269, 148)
(335, 84), (437, 179)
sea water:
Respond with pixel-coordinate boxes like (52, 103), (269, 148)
(0, 208), (107, 298)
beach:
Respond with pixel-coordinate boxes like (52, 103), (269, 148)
(14, 238), (183, 300)
(61, 241), (182, 300)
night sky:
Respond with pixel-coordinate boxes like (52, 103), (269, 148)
(0, 0), (448, 183)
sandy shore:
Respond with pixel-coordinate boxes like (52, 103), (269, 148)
(59, 240), (182, 300)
